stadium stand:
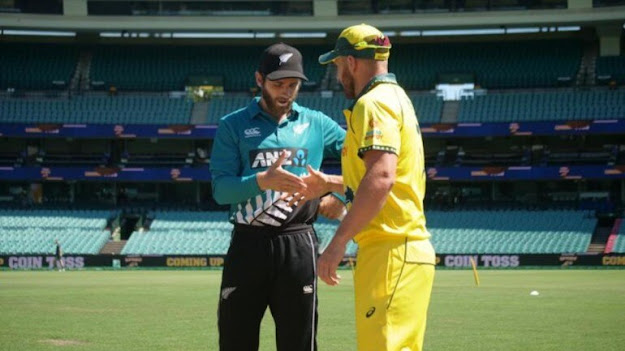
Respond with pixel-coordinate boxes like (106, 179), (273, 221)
(391, 39), (581, 90)
(411, 93), (444, 123)
(318, 210), (596, 255)
(0, 39), (577, 93)
(427, 210), (596, 254)
(315, 217), (359, 256)
(0, 28), (622, 264)
(206, 95), (254, 124)
(118, 209), (597, 255)
(293, 94), (351, 123)
(0, 95), (193, 124)
(0, 209), (111, 254)
(89, 45), (330, 92)
(121, 211), (233, 255)
(453, 147), (529, 167)
(457, 89), (625, 122)
(543, 145), (617, 166)
(120, 211), (358, 256)
(1, 40), (582, 93)
(596, 55), (625, 85)
(445, 144), (618, 167)
(0, 43), (79, 90)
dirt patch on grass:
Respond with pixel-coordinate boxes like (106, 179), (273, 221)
(40, 339), (88, 346)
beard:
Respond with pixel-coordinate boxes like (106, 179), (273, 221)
(339, 70), (356, 100)
(261, 87), (297, 119)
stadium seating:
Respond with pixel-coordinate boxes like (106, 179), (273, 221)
(0, 43), (79, 90)
(318, 210), (595, 255)
(0, 208), (598, 256)
(428, 210), (595, 254)
(611, 221), (625, 253)
(391, 39), (581, 90)
(206, 96), (255, 124)
(412, 93), (444, 123)
(0, 95), (193, 124)
(120, 210), (348, 255)
(0, 209), (111, 254)
(121, 211), (358, 256)
(90, 45), (330, 92)
(121, 211), (233, 255)
(596, 56), (625, 85)
(121, 209), (596, 255)
(0, 40), (583, 92)
(457, 89), (625, 122)
(295, 94), (351, 123)
(315, 217), (358, 256)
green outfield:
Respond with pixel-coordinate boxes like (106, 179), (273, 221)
(1, 269), (624, 351)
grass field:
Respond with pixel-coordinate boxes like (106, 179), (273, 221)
(1, 269), (625, 350)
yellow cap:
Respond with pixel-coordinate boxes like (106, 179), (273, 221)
(319, 23), (391, 64)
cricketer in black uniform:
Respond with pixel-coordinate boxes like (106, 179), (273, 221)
(210, 43), (345, 351)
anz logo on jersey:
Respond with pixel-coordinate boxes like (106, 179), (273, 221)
(249, 148), (309, 169)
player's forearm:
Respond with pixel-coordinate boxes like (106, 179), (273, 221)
(212, 174), (261, 205)
(331, 165), (394, 246)
(324, 174), (344, 195)
(255, 170), (271, 191)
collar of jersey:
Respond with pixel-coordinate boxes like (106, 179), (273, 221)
(246, 96), (302, 123)
(348, 73), (398, 111)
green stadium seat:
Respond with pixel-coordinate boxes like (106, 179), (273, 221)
(457, 90), (625, 122)
(90, 45), (331, 92)
(0, 95), (193, 124)
(596, 56), (625, 85)
(390, 40), (581, 90)
(0, 210), (111, 254)
(0, 43), (79, 90)
(428, 210), (595, 254)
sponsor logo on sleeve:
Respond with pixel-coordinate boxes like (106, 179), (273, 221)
(244, 127), (262, 138)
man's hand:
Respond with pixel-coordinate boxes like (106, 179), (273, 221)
(256, 150), (307, 194)
(319, 195), (346, 220)
(318, 239), (347, 286)
(284, 165), (330, 206)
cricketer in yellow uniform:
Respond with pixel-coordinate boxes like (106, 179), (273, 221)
(318, 24), (436, 351)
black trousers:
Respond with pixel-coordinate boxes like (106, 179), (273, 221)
(218, 225), (319, 351)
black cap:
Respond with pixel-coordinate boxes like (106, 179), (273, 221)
(258, 43), (308, 81)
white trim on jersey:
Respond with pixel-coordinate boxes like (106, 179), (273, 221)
(232, 189), (295, 226)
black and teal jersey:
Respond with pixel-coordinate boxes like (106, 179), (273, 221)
(210, 97), (345, 227)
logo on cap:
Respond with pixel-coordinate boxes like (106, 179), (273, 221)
(259, 43), (308, 81)
(279, 53), (293, 66)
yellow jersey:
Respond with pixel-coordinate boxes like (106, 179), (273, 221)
(341, 73), (430, 245)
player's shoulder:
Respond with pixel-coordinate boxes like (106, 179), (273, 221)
(216, 106), (254, 138)
(219, 106), (249, 125)
(356, 85), (407, 115)
(219, 97), (259, 122)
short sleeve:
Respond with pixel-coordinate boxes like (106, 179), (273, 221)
(352, 99), (401, 159)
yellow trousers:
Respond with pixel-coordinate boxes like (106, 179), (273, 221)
(354, 237), (435, 351)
